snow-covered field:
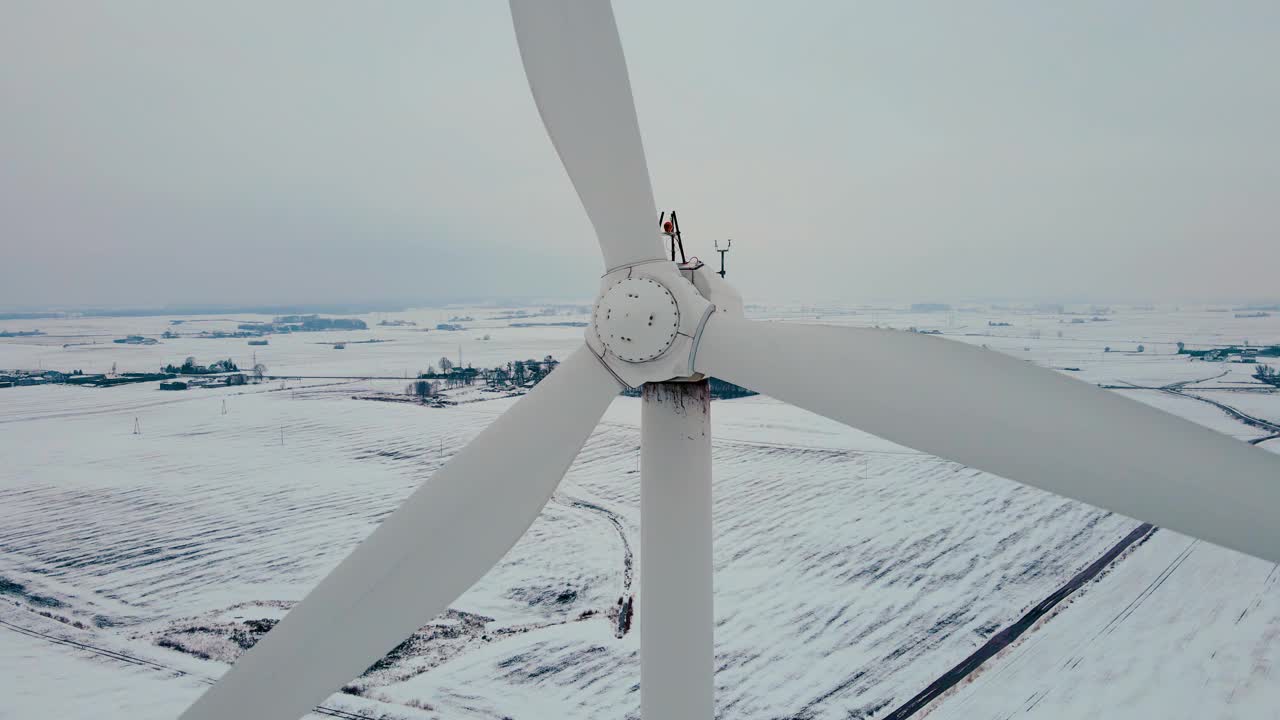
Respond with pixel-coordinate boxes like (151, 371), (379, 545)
(1, 304), (1277, 719)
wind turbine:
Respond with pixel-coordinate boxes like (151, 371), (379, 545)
(181, 3), (1280, 719)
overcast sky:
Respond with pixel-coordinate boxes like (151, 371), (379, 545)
(2, 1), (1278, 309)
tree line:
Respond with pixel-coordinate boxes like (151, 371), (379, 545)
(405, 355), (561, 400)
(162, 357), (240, 375)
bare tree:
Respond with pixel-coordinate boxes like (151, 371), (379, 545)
(253, 363), (267, 382)
(405, 380), (433, 402)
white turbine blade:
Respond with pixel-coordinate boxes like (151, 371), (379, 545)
(694, 315), (1280, 563)
(180, 345), (622, 720)
(510, 0), (665, 271)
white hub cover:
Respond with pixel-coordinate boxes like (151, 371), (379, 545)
(594, 277), (681, 362)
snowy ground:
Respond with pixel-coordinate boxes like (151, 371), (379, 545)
(1, 304), (1277, 719)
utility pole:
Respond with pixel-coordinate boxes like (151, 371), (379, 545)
(133, 417), (141, 435)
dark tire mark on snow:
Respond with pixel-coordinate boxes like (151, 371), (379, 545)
(1236, 565), (1279, 625)
(872, 522), (1156, 720)
(1091, 538), (1195, 642)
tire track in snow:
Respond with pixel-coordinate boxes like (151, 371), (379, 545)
(552, 492), (635, 638)
(1111, 369), (1280, 439)
(1166, 389), (1280, 436)
(556, 495), (633, 595)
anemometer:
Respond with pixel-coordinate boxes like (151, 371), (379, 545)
(714, 238), (731, 278)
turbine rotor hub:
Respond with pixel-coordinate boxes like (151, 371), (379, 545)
(594, 277), (681, 362)
(586, 264), (736, 388)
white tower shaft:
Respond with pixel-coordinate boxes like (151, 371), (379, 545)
(641, 380), (714, 719)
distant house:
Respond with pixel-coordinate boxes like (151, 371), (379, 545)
(66, 374), (107, 385)
(159, 381), (188, 391)
(224, 373), (247, 386)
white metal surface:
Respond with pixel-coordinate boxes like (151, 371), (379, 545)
(586, 265), (716, 388)
(682, 261), (745, 319)
(595, 276), (681, 362)
(179, 346), (623, 720)
(509, 0), (665, 271)
(640, 380), (715, 720)
(693, 314), (1280, 564)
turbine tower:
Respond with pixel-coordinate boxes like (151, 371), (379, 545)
(180, 3), (1280, 719)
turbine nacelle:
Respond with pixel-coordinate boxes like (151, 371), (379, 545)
(587, 261), (742, 388)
